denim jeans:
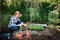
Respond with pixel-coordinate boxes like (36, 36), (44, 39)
(9, 20), (21, 32)
(9, 26), (18, 31)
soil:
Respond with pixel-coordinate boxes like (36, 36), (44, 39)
(31, 28), (60, 40)
(0, 28), (60, 40)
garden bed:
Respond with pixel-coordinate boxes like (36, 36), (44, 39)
(0, 24), (60, 40)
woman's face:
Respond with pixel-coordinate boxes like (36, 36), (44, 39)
(15, 13), (22, 18)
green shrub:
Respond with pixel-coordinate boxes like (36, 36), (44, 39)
(0, 15), (12, 28)
(0, 15), (12, 32)
(48, 10), (60, 24)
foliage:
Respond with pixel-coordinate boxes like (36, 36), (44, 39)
(38, 2), (50, 23)
(0, 15), (12, 27)
(2, 0), (26, 15)
(28, 24), (44, 31)
(1, 0), (60, 24)
(48, 10), (60, 24)
(2, 0), (30, 23)
(0, 15), (12, 32)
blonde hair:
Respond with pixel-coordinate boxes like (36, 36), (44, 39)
(14, 11), (22, 16)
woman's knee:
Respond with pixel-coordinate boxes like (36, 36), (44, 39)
(9, 26), (18, 31)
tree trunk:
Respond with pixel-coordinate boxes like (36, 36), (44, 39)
(0, 1), (1, 16)
(0, 0), (3, 16)
(0, 5), (1, 16)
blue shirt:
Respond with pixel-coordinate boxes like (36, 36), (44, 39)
(8, 16), (21, 27)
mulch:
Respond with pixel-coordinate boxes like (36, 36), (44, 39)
(0, 28), (60, 40)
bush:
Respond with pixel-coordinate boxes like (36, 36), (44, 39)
(48, 10), (60, 24)
(0, 15), (12, 26)
(0, 15), (12, 32)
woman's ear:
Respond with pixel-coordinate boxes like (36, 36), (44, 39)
(20, 14), (22, 17)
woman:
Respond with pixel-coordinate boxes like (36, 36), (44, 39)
(8, 11), (23, 32)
